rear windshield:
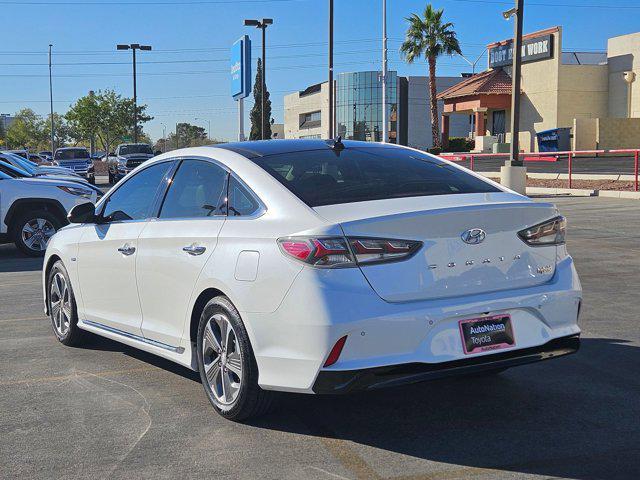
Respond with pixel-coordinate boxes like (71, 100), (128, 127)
(55, 149), (89, 160)
(251, 147), (500, 207)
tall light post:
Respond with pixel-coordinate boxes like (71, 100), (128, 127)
(244, 18), (273, 140)
(500, 0), (527, 194)
(116, 43), (152, 144)
(328, 0), (334, 139)
(160, 122), (167, 152)
(48, 44), (55, 155)
(195, 117), (211, 141)
(381, 0), (388, 143)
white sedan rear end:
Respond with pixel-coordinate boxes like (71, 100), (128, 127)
(43, 139), (581, 421)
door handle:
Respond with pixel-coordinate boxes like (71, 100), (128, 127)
(183, 245), (206, 256)
(117, 244), (136, 256)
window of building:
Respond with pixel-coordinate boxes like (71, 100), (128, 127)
(299, 110), (321, 129)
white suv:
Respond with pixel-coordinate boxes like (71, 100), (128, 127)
(0, 166), (99, 256)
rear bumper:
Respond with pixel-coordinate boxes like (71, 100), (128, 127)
(313, 334), (580, 394)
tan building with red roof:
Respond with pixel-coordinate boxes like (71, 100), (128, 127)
(438, 26), (640, 153)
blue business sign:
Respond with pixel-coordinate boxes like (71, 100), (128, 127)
(231, 35), (251, 99)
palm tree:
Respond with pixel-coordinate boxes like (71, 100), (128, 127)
(400, 4), (462, 149)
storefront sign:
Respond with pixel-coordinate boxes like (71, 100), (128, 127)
(231, 35), (251, 99)
(489, 34), (554, 68)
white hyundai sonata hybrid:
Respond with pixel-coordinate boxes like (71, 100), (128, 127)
(43, 139), (582, 420)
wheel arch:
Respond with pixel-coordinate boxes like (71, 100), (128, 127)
(43, 254), (63, 315)
(189, 287), (227, 345)
(5, 198), (68, 235)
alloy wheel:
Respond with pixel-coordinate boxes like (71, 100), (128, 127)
(21, 218), (55, 252)
(50, 272), (71, 337)
(202, 313), (243, 405)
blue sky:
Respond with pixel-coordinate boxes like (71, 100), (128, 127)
(1, 0), (639, 142)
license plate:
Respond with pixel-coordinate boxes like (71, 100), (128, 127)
(459, 314), (515, 354)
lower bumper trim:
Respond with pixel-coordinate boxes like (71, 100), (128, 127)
(312, 334), (580, 394)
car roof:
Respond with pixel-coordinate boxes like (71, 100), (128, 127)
(57, 147), (88, 150)
(214, 138), (400, 159)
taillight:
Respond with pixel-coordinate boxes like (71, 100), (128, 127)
(277, 236), (422, 268)
(518, 216), (566, 246)
(349, 237), (421, 265)
(278, 237), (354, 268)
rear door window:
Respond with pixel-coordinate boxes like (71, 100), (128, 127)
(227, 176), (261, 217)
(251, 147), (499, 207)
(159, 160), (228, 219)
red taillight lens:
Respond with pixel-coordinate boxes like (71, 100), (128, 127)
(349, 237), (421, 265)
(278, 237), (355, 268)
(278, 236), (421, 268)
(323, 335), (348, 367)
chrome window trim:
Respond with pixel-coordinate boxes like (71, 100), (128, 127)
(82, 320), (185, 354)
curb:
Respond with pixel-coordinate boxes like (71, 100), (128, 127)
(526, 187), (595, 196)
(597, 190), (640, 199)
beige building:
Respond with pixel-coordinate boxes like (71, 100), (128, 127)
(284, 82), (331, 140)
(438, 26), (640, 152)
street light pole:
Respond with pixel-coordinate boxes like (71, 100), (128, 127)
(508, 0), (524, 167)
(244, 18), (273, 140)
(381, 0), (388, 143)
(160, 123), (166, 152)
(48, 44), (55, 155)
(500, 0), (527, 194)
(328, 0), (334, 139)
(117, 43), (152, 144)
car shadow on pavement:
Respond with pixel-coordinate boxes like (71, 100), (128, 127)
(0, 246), (43, 272)
(250, 337), (640, 480)
(79, 333), (201, 382)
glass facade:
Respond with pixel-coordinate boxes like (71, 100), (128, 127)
(335, 71), (398, 143)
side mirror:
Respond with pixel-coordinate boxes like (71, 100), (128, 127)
(154, 150), (162, 156)
(68, 202), (96, 224)
(109, 151), (116, 156)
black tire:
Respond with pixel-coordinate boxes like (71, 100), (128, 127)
(88, 176), (96, 185)
(196, 296), (275, 421)
(108, 172), (114, 184)
(47, 260), (84, 346)
(13, 209), (63, 257)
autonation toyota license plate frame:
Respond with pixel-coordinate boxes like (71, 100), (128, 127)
(459, 314), (515, 355)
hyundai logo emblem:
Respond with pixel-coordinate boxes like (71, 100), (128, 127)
(461, 228), (486, 245)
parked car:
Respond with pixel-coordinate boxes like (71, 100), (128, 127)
(107, 143), (156, 184)
(1, 152), (80, 179)
(6, 149), (29, 160)
(39, 151), (53, 162)
(0, 161), (98, 256)
(43, 140), (582, 421)
(53, 147), (95, 184)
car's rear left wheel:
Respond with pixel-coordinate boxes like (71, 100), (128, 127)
(196, 296), (275, 421)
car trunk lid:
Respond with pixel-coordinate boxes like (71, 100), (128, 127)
(313, 193), (559, 302)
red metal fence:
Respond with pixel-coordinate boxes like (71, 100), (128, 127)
(440, 149), (640, 192)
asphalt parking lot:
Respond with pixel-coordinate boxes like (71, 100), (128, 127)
(1, 197), (639, 480)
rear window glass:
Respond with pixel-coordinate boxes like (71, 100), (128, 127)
(251, 147), (499, 207)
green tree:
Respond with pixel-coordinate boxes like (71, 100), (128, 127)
(249, 58), (272, 140)
(65, 89), (152, 154)
(0, 119), (6, 147)
(400, 4), (461, 148)
(5, 109), (47, 150)
(43, 113), (72, 151)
